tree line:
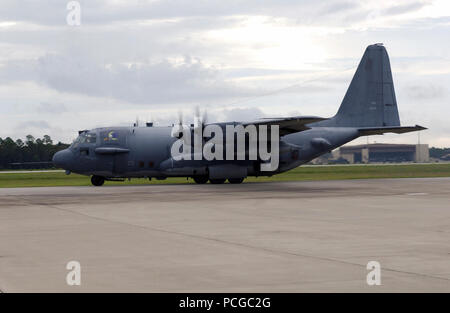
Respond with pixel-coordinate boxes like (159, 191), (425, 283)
(0, 135), (69, 169)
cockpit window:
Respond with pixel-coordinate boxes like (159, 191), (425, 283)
(86, 132), (97, 143)
(71, 131), (97, 148)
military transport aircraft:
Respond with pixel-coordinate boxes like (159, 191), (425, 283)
(53, 44), (426, 186)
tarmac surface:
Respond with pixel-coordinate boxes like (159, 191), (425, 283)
(0, 178), (449, 292)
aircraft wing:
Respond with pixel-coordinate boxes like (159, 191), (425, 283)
(358, 125), (427, 136)
(242, 116), (328, 136)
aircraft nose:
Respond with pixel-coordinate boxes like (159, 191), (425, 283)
(52, 149), (73, 169)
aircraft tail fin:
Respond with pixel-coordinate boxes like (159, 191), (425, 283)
(330, 44), (401, 127)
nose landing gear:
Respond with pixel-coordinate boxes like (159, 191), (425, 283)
(91, 175), (105, 186)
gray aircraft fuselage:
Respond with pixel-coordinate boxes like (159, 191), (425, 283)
(52, 44), (425, 185)
(53, 124), (357, 177)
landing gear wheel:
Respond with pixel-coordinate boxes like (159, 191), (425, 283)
(209, 179), (226, 184)
(228, 178), (244, 184)
(193, 176), (209, 184)
(91, 175), (105, 186)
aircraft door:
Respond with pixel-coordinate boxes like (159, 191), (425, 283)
(113, 153), (128, 175)
(99, 129), (130, 176)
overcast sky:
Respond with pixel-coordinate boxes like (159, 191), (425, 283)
(1, 0), (449, 146)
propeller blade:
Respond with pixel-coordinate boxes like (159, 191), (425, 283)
(177, 110), (183, 125)
(202, 108), (208, 125)
(194, 105), (207, 129)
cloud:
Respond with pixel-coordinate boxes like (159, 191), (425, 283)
(0, 0), (450, 147)
(221, 107), (266, 122)
(318, 1), (360, 15)
(405, 84), (447, 100)
(0, 0), (313, 25)
(36, 102), (68, 114)
(0, 0), (432, 28)
(16, 120), (51, 130)
(382, 1), (430, 16)
(0, 53), (257, 105)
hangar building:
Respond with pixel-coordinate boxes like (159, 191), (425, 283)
(335, 143), (429, 164)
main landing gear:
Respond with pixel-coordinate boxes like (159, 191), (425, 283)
(91, 175), (243, 186)
(193, 176), (209, 184)
(91, 175), (105, 186)
(209, 178), (226, 184)
(192, 176), (245, 184)
(228, 178), (244, 184)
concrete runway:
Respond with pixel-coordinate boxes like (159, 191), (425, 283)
(0, 178), (449, 292)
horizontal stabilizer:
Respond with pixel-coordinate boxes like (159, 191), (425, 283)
(358, 125), (427, 136)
